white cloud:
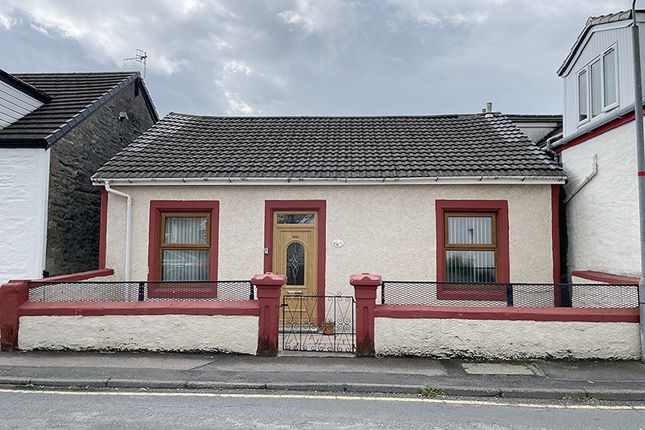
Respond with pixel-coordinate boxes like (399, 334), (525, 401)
(0, 12), (16, 30)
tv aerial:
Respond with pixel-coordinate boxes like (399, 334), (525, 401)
(124, 49), (148, 79)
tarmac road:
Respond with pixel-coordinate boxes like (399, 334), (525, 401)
(0, 388), (644, 430)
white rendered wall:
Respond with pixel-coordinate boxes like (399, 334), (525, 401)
(0, 148), (50, 284)
(104, 184), (555, 295)
(562, 121), (639, 277)
(375, 317), (641, 359)
(19, 315), (258, 354)
(0, 80), (43, 129)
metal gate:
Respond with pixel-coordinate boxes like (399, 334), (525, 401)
(281, 294), (355, 353)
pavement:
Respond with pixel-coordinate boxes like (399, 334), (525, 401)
(0, 350), (644, 401)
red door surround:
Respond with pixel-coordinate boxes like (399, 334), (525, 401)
(263, 200), (326, 298)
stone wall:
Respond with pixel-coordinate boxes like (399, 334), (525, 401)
(45, 81), (156, 276)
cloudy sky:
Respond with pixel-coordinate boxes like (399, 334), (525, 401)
(0, 0), (628, 117)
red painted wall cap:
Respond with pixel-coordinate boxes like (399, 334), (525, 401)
(349, 273), (382, 286)
(252, 272), (287, 286)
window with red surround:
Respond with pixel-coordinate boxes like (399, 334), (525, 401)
(436, 200), (509, 301)
(148, 201), (219, 298)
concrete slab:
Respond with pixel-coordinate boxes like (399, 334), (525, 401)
(534, 360), (645, 382)
(462, 362), (536, 376)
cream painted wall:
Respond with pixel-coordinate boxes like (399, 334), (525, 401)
(375, 317), (641, 359)
(19, 315), (258, 354)
(562, 121), (639, 277)
(104, 184), (554, 295)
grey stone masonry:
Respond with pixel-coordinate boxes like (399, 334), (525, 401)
(45, 81), (156, 276)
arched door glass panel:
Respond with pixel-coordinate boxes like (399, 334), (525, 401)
(286, 242), (305, 285)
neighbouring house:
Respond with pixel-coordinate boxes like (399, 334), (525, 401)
(507, 114), (562, 148)
(552, 10), (645, 285)
(0, 70), (158, 283)
(91, 108), (565, 301)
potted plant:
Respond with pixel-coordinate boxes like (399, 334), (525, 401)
(322, 319), (335, 335)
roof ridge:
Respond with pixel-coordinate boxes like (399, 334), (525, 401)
(166, 112), (493, 120)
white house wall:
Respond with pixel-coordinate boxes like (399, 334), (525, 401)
(0, 80), (43, 129)
(562, 121), (639, 277)
(104, 184), (554, 294)
(0, 148), (50, 283)
(374, 317), (640, 359)
(19, 315), (258, 354)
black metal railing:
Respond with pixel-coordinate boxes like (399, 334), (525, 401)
(380, 281), (639, 308)
(28, 280), (255, 302)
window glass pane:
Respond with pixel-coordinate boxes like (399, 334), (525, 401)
(591, 60), (602, 117)
(286, 242), (305, 285)
(578, 71), (588, 122)
(277, 213), (315, 224)
(162, 249), (209, 281)
(603, 49), (617, 107)
(446, 250), (496, 283)
(447, 216), (493, 245)
(164, 217), (208, 244)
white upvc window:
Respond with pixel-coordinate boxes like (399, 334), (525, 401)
(577, 45), (619, 126)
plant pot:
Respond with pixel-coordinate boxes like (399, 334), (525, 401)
(323, 324), (335, 335)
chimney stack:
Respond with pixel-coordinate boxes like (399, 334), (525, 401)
(484, 101), (494, 118)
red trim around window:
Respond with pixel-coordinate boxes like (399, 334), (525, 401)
(436, 200), (509, 301)
(264, 200), (326, 322)
(98, 187), (108, 269)
(147, 201), (219, 297)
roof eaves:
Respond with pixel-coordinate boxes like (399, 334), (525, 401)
(0, 69), (52, 103)
(42, 72), (141, 148)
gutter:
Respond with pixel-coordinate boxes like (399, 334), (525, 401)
(104, 183), (132, 292)
(92, 175), (566, 187)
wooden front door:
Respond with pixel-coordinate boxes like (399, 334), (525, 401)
(273, 211), (318, 321)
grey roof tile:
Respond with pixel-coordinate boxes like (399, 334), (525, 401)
(94, 112), (565, 180)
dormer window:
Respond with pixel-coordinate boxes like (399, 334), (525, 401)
(577, 46), (618, 125)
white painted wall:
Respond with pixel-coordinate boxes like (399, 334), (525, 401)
(104, 184), (555, 295)
(19, 315), (259, 354)
(0, 148), (50, 284)
(0, 79), (43, 129)
(562, 121), (639, 277)
(375, 317), (641, 359)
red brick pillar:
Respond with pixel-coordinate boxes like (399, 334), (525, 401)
(350, 272), (381, 357)
(253, 272), (286, 357)
(0, 280), (30, 351)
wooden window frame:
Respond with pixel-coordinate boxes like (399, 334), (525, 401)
(436, 200), (509, 301)
(148, 201), (219, 298)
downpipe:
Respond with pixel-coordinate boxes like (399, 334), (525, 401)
(104, 182), (132, 299)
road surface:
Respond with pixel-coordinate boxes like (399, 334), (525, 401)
(0, 388), (643, 429)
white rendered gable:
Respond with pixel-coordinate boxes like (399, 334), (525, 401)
(0, 79), (44, 130)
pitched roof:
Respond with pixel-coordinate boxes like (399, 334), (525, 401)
(0, 71), (158, 148)
(557, 9), (643, 76)
(93, 112), (564, 182)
